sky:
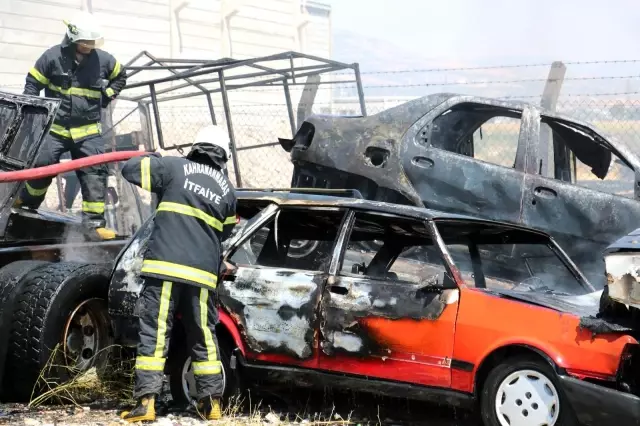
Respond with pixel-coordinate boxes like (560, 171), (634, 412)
(325, 0), (640, 63)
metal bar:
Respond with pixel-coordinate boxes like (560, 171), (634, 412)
(289, 55), (296, 84)
(144, 52), (211, 95)
(206, 93), (217, 125)
(101, 106), (140, 137)
(267, 79), (356, 87)
(124, 62), (224, 90)
(126, 65), (208, 71)
(218, 71), (242, 187)
(283, 51), (355, 68)
(125, 60), (155, 79)
(124, 50), (148, 67)
(149, 84), (165, 149)
(236, 141), (280, 151)
(283, 79), (296, 136)
(354, 64), (367, 116)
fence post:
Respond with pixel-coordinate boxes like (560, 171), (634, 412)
(218, 70), (243, 187)
(539, 61), (566, 177)
(297, 74), (320, 129)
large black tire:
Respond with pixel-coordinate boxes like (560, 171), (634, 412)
(4, 262), (113, 401)
(0, 261), (50, 398)
(480, 356), (577, 426)
(167, 324), (240, 407)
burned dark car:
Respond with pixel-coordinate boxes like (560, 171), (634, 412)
(281, 93), (640, 287)
(107, 190), (640, 426)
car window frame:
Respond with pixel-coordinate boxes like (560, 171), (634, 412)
(430, 218), (594, 292)
(330, 209), (459, 289)
(223, 204), (348, 273)
(412, 100), (534, 173)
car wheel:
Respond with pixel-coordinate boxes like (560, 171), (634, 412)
(4, 262), (113, 401)
(168, 327), (239, 407)
(480, 357), (577, 426)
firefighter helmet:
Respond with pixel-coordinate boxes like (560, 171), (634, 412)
(190, 125), (231, 161)
(64, 11), (104, 48)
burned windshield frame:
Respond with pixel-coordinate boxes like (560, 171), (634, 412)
(432, 219), (593, 293)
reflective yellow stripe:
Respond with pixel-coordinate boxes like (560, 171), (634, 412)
(25, 182), (49, 197)
(105, 87), (115, 97)
(224, 216), (236, 225)
(154, 281), (173, 358)
(82, 201), (105, 214)
(192, 360), (222, 376)
(156, 202), (223, 231)
(50, 123), (102, 140)
(109, 61), (121, 80)
(141, 260), (217, 289)
(135, 355), (166, 371)
(29, 67), (50, 85)
(141, 157), (151, 192)
(200, 288), (217, 362)
(47, 83), (101, 99)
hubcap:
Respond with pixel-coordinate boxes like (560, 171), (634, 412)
(181, 356), (227, 405)
(62, 298), (110, 371)
(495, 369), (560, 426)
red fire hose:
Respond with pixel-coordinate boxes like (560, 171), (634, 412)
(0, 151), (149, 182)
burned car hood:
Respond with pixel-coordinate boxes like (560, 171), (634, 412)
(484, 288), (634, 335)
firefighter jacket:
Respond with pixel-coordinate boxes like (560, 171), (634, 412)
(23, 36), (127, 143)
(122, 153), (237, 290)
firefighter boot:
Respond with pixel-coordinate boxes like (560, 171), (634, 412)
(95, 227), (116, 240)
(120, 394), (156, 423)
(196, 396), (222, 421)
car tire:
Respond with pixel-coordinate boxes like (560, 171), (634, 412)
(168, 324), (240, 407)
(4, 262), (113, 401)
(479, 356), (578, 426)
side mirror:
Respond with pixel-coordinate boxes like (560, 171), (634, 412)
(635, 169), (640, 201)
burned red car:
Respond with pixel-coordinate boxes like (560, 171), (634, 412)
(106, 190), (640, 426)
(280, 93), (640, 288)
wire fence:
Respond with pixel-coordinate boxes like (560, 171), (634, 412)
(5, 59), (640, 196)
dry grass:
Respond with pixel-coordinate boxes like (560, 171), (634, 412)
(28, 344), (134, 409)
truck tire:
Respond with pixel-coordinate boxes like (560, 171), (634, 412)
(4, 262), (113, 401)
(0, 261), (50, 397)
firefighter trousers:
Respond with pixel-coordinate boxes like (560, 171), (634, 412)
(18, 133), (108, 228)
(133, 277), (224, 400)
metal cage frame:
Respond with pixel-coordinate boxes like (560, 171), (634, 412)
(117, 51), (366, 186)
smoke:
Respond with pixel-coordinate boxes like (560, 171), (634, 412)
(59, 224), (113, 263)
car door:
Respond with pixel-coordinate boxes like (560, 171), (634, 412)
(400, 98), (536, 225)
(219, 205), (347, 367)
(317, 210), (460, 388)
(0, 93), (58, 217)
(521, 115), (640, 287)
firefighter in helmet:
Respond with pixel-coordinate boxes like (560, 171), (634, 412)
(119, 125), (237, 422)
(16, 11), (127, 239)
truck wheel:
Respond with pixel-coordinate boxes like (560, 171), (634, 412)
(480, 356), (577, 426)
(4, 262), (113, 401)
(167, 325), (239, 407)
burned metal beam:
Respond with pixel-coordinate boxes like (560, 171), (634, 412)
(219, 71), (242, 187)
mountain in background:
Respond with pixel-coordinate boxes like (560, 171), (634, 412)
(330, 29), (639, 99)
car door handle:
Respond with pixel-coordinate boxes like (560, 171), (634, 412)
(328, 285), (348, 295)
(533, 186), (557, 198)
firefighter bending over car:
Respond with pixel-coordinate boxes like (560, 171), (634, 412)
(119, 125), (237, 422)
(15, 11), (127, 240)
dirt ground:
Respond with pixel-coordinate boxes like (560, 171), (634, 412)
(0, 388), (480, 426)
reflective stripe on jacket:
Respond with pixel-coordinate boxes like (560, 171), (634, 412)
(24, 36), (127, 143)
(122, 153), (237, 290)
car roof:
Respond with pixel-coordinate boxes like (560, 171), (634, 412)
(235, 189), (552, 236)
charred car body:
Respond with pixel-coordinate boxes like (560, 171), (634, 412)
(108, 190), (640, 426)
(280, 93), (640, 287)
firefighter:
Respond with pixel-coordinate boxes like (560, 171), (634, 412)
(119, 125), (237, 423)
(15, 11), (127, 240)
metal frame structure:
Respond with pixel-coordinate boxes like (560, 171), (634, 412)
(116, 51), (367, 186)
